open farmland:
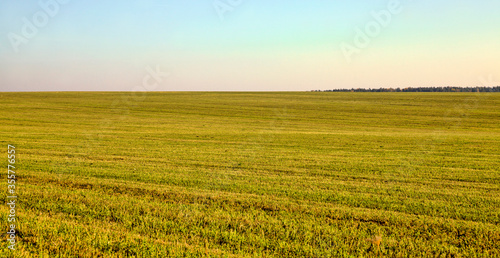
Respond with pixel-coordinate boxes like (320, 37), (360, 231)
(1, 92), (499, 257)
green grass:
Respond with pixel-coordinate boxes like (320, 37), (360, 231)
(1, 92), (499, 257)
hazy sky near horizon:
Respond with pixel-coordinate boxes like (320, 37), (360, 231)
(1, 0), (499, 91)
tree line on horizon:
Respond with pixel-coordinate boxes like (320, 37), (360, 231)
(313, 86), (500, 92)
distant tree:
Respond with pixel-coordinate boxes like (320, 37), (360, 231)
(316, 86), (500, 93)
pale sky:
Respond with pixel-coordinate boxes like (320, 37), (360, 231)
(1, 0), (499, 91)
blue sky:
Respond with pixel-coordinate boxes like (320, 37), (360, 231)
(1, 0), (499, 91)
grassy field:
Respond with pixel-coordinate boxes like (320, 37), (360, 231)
(1, 92), (499, 257)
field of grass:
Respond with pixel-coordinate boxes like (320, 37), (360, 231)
(1, 92), (499, 257)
